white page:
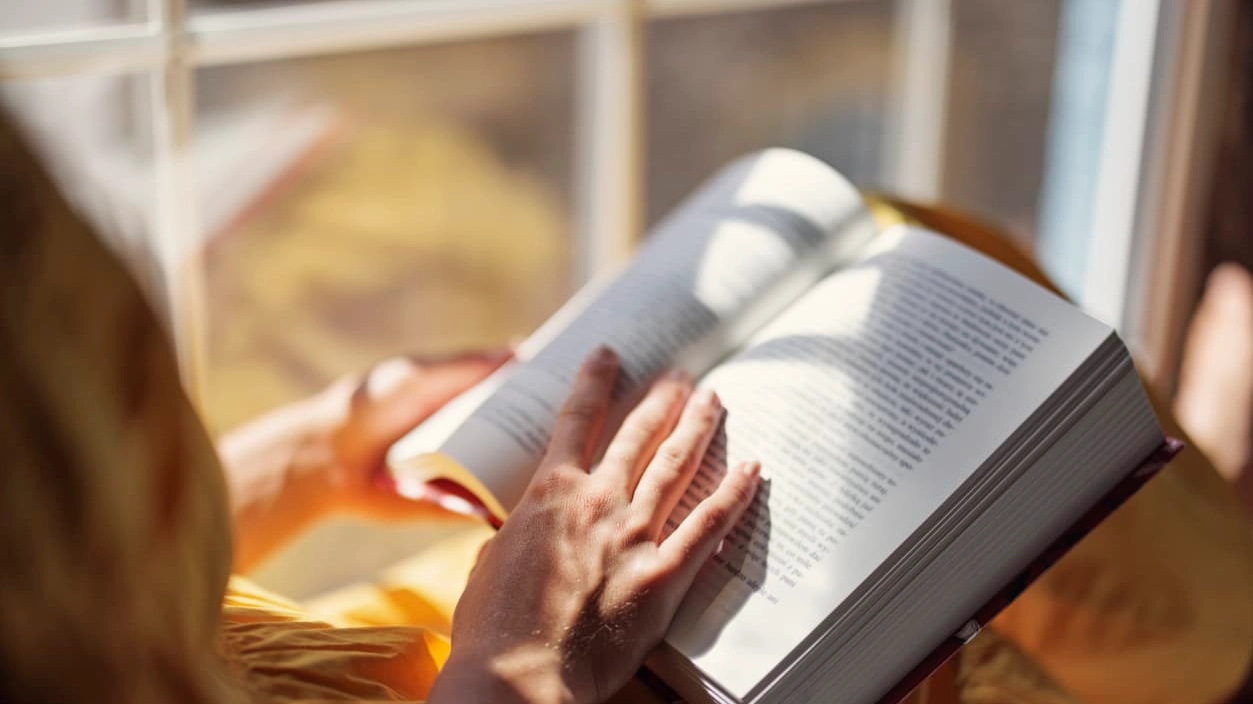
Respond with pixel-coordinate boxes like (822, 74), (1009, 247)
(661, 225), (1111, 699)
(388, 149), (874, 509)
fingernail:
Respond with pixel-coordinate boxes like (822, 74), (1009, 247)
(693, 387), (720, 408)
(366, 357), (419, 399)
(738, 460), (761, 479)
(589, 345), (617, 366)
(665, 368), (692, 384)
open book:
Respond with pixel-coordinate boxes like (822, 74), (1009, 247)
(386, 150), (1174, 704)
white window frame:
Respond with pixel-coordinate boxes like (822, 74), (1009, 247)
(0, 0), (1219, 401)
(1120, 0), (1237, 397)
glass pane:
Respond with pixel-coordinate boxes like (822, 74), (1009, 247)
(646, 1), (894, 225)
(198, 33), (576, 433)
(942, 0), (1066, 248)
(0, 73), (160, 301)
(1, 0), (145, 34)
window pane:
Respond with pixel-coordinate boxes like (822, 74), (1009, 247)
(942, 0), (1065, 248)
(1, 0), (145, 34)
(198, 34), (575, 433)
(645, 1), (894, 225)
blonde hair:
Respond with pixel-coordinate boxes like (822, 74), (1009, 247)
(0, 113), (238, 703)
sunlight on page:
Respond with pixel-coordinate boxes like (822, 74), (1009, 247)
(668, 269), (884, 663)
(387, 149), (873, 510)
(732, 149), (854, 222)
(691, 220), (810, 315)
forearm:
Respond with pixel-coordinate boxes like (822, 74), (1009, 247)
(218, 394), (340, 573)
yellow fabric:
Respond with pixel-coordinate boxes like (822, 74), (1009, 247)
(2, 93), (1249, 704)
(222, 577), (449, 702)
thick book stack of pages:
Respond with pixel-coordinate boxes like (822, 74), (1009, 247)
(387, 150), (1175, 704)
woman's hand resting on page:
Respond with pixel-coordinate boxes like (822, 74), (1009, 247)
(430, 347), (761, 704)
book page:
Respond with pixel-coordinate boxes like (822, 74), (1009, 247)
(388, 149), (874, 510)
(660, 225), (1113, 699)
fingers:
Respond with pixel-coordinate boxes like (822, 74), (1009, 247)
(657, 461), (760, 585)
(546, 347), (620, 468)
(597, 370), (692, 491)
(350, 349), (514, 443)
(631, 388), (723, 536)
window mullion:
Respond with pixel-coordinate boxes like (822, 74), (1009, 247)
(188, 0), (601, 67)
(882, 0), (951, 202)
(646, 0), (856, 20)
(0, 25), (162, 80)
(573, 0), (645, 286)
(151, 0), (208, 403)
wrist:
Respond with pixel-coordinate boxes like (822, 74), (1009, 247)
(219, 397), (342, 571)
(434, 647), (576, 704)
(227, 404), (338, 501)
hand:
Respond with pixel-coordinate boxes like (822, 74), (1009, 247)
(430, 347), (761, 704)
(321, 350), (514, 519)
(221, 349), (511, 572)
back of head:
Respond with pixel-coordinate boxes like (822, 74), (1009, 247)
(0, 112), (236, 703)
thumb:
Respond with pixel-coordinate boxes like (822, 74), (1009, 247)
(357, 349), (514, 445)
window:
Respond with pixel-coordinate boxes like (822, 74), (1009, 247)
(3, 0), (145, 34)
(645, 2), (895, 223)
(197, 35), (577, 431)
(942, 0), (1064, 243)
(0, 0), (1227, 419)
(0, 70), (162, 301)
